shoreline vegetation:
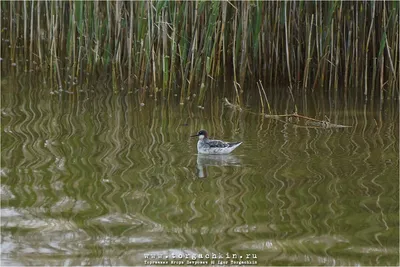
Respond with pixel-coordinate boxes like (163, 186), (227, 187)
(1, 1), (399, 105)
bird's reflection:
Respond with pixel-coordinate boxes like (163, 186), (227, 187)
(196, 154), (242, 178)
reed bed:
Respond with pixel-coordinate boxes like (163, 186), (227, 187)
(1, 1), (399, 103)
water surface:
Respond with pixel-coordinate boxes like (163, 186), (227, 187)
(1, 79), (399, 266)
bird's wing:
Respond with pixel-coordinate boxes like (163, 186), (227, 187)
(227, 142), (242, 147)
(207, 140), (230, 148)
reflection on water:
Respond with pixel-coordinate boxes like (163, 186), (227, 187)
(1, 79), (399, 266)
(196, 154), (241, 178)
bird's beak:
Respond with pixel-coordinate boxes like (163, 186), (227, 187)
(190, 133), (199, 137)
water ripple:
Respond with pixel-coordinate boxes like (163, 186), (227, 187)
(1, 82), (398, 266)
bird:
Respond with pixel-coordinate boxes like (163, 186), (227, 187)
(191, 129), (242, 154)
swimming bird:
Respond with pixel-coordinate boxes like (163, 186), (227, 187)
(191, 130), (242, 154)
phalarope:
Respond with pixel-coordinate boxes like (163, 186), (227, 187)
(191, 130), (242, 154)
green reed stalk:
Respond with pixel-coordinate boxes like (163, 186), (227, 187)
(2, 1), (399, 102)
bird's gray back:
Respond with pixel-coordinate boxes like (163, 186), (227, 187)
(205, 139), (229, 148)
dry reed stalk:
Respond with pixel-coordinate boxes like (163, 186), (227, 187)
(29, 1), (34, 69)
(182, 3), (193, 98)
(93, 2), (100, 66)
(372, 12), (378, 99)
(37, 2), (42, 66)
(272, 3), (280, 86)
(50, 11), (62, 90)
(219, 1), (227, 77)
(178, 44), (186, 101)
(2, 1), (399, 101)
(162, 8), (169, 90)
(315, 1), (320, 63)
(239, 2), (249, 86)
(8, 2), (14, 63)
(392, 7), (399, 94)
(344, 20), (352, 93)
(385, 25), (397, 83)
(128, 1), (133, 86)
(16, 3), (20, 57)
(296, 10), (301, 87)
(116, 1), (123, 82)
(84, 2), (90, 82)
(303, 14), (313, 90)
(256, 82), (265, 114)
(284, 1), (293, 89)
(232, 8), (238, 86)
(334, 2), (342, 91)
(168, 5), (176, 91)
(147, 1), (157, 93)
(187, 3), (198, 96)
(364, 1), (375, 100)
(355, 3), (359, 89)
(380, 52), (384, 100)
(69, 1), (76, 85)
(311, 52), (323, 92)
(259, 80), (271, 114)
(328, 18), (334, 94)
(23, 1), (28, 71)
(45, 1), (50, 49)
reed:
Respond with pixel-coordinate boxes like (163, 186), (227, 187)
(1, 1), (398, 102)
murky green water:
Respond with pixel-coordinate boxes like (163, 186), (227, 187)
(1, 79), (399, 266)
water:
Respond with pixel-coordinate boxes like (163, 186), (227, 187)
(1, 78), (399, 266)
